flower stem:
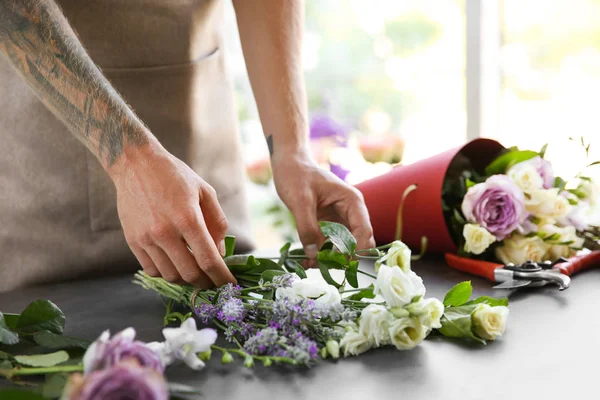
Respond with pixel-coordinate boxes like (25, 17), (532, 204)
(3, 364), (83, 378)
(357, 270), (377, 279)
(210, 345), (297, 365)
(339, 287), (371, 294)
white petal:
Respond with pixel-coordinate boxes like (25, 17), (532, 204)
(162, 328), (189, 349)
(147, 341), (175, 367)
(180, 318), (198, 332)
(183, 352), (206, 370)
(116, 327), (136, 341)
(82, 330), (110, 375)
(190, 328), (218, 352)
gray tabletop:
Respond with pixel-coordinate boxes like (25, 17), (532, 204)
(1, 255), (598, 400)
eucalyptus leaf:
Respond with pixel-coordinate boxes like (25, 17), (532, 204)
(443, 281), (473, 307)
(14, 350), (69, 367)
(33, 331), (90, 350)
(0, 312), (19, 345)
(278, 242), (292, 267)
(285, 260), (307, 279)
(319, 221), (357, 255)
(465, 296), (508, 307)
(0, 389), (44, 400)
(485, 149), (538, 175)
(41, 374), (68, 399)
(224, 236), (236, 258)
(438, 305), (484, 344)
(345, 261), (359, 288)
(15, 300), (65, 335)
(318, 261), (343, 288)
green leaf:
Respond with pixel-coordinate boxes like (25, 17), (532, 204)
(3, 314), (19, 330)
(278, 242), (292, 267)
(347, 285), (376, 301)
(0, 360), (12, 369)
(588, 161), (600, 167)
(224, 236), (236, 257)
(443, 281), (473, 307)
(465, 178), (475, 189)
(554, 176), (568, 191)
(485, 149), (538, 175)
(317, 249), (349, 266)
(541, 232), (561, 242)
(14, 350), (69, 367)
(0, 313), (19, 345)
(0, 351), (12, 360)
(318, 261), (343, 288)
(15, 300), (66, 335)
(539, 143), (548, 158)
(465, 296), (508, 307)
(568, 198), (579, 206)
(0, 389), (44, 400)
(345, 261), (359, 288)
(33, 331), (90, 350)
(285, 260), (307, 279)
(41, 374), (68, 399)
(319, 221), (357, 255)
(259, 270), (287, 283)
(438, 305), (485, 344)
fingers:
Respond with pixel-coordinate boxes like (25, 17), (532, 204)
(199, 186), (229, 256)
(343, 190), (375, 250)
(131, 246), (160, 277)
(158, 238), (214, 289)
(290, 198), (323, 266)
(145, 244), (182, 283)
(183, 207), (237, 287)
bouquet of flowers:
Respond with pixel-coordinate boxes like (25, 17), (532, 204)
(443, 142), (600, 265)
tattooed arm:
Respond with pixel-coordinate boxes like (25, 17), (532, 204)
(0, 0), (236, 287)
(233, 0), (375, 260)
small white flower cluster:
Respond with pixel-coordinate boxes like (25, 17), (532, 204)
(462, 156), (600, 264)
(339, 242), (444, 357)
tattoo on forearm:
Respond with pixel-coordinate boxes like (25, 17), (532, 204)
(267, 135), (274, 157)
(0, 0), (147, 166)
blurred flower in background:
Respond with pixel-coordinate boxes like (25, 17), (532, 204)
(246, 157), (272, 186)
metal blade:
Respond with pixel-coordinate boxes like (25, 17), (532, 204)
(493, 279), (532, 289)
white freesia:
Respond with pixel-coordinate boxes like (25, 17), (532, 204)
(472, 304), (509, 341)
(374, 264), (426, 307)
(525, 188), (571, 220)
(147, 318), (217, 370)
(405, 298), (444, 329)
(326, 340), (340, 359)
(463, 224), (496, 255)
(339, 330), (373, 357)
(275, 268), (341, 306)
(507, 161), (544, 192)
(376, 240), (412, 272)
(388, 317), (427, 350)
(495, 234), (551, 265)
(358, 304), (394, 346)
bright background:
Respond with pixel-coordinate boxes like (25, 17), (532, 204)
(223, 0), (600, 249)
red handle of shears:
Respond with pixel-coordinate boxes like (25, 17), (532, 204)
(554, 251), (600, 277)
(444, 253), (501, 282)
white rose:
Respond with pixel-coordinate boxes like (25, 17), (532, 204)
(388, 317), (427, 350)
(463, 224), (496, 255)
(339, 330), (373, 357)
(357, 304), (394, 347)
(275, 269), (341, 306)
(472, 304), (509, 341)
(405, 298), (444, 330)
(376, 240), (412, 272)
(578, 181), (600, 206)
(548, 245), (573, 260)
(538, 224), (584, 248)
(526, 189), (571, 220)
(507, 162), (544, 193)
(495, 234), (551, 265)
(374, 265), (426, 307)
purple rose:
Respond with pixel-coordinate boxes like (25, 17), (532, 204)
(72, 362), (168, 400)
(461, 175), (526, 240)
(528, 156), (555, 189)
(83, 328), (164, 375)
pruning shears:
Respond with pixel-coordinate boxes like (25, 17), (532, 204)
(445, 251), (600, 291)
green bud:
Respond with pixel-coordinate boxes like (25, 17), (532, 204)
(244, 356), (255, 368)
(390, 306), (410, 318)
(198, 350), (212, 362)
(325, 340), (340, 359)
(221, 352), (234, 364)
(320, 347), (328, 359)
(262, 357), (273, 367)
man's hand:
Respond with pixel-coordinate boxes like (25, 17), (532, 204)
(272, 150), (376, 264)
(108, 144), (236, 288)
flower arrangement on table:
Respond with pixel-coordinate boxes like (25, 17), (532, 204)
(0, 222), (509, 399)
(443, 142), (600, 265)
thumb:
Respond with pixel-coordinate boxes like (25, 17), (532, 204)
(291, 202), (323, 261)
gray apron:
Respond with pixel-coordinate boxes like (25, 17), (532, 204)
(0, 0), (253, 292)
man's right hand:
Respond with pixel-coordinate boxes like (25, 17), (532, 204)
(108, 143), (236, 288)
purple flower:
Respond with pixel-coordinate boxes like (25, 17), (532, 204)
(83, 328), (164, 375)
(529, 156), (555, 189)
(309, 115), (348, 144)
(461, 175), (526, 240)
(68, 361), (168, 400)
(330, 162), (350, 181)
(195, 302), (217, 324)
(219, 298), (245, 323)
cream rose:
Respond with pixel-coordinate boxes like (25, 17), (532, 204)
(507, 162), (544, 193)
(339, 331), (373, 357)
(376, 240), (412, 272)
(358, 304), (394, 346)
(538, 224), (584, 248)
(495, 234), (551, 265)
(405, 298), (444, 330)
(463, 224), (496, 255)
(388, 317), (427, 350)
(275, 269), (341, 306)
(472, 304), (509, 341)
(526, 189), (571, 220)
(374, 265), (426, 307)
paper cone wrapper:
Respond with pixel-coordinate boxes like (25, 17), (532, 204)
(355, 138), (505, 253)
